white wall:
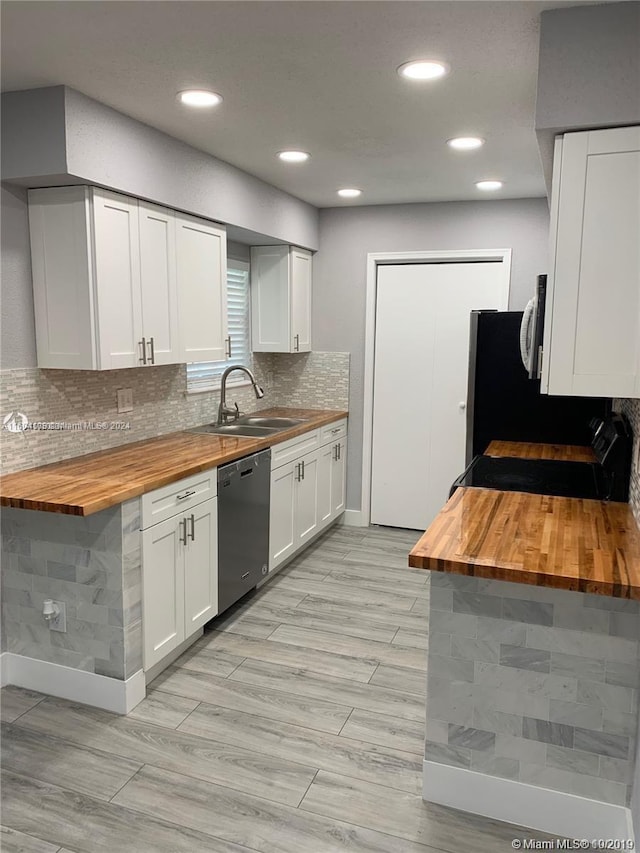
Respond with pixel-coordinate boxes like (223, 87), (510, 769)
(313, 198), (550, 512)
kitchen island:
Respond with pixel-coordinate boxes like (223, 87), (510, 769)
(409, 486), (640, 842)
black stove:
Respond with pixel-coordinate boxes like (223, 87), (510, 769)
(450, 413), (632, 502)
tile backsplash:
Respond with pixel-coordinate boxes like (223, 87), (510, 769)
(620, 399), (640, 522)
(0, 352), (350, 474)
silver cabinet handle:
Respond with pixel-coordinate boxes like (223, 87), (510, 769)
(294, 334), (300, 352)
(301, 459), (305, 480)
(333, 444), (338, 461)
(147, 337), (155, 365)
(179, 518), (187, 545)
(177, 489), (196, 501)
(331, 427), (340, 434)
(189, 513), (195, 541)
(295, 462), (302, 482)
(139, 338), (147, 364)
(338, 443), (341, 461)
(225, 336), (232, 359)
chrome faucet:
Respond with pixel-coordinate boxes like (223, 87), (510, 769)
(218, 365), (264, 424)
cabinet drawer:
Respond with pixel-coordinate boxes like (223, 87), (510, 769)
(320, 419), (347, 446)
(142, 470), (217, 529)
(271, 428), (319, 469)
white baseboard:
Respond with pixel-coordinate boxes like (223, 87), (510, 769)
(423, 760), (634, 842)
(1, 653), (146, 715)
(342, 508), (368, 527)
(0, 652), (10, 687)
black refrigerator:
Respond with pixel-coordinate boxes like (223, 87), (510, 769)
(466, 311), (610, 463)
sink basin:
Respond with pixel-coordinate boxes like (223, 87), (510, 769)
(190, 423), (280, 438)
(238, 416), (304, 428)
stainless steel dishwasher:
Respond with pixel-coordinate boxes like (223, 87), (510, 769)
(217, 448), (270, 614)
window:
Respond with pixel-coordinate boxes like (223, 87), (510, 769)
(186, 260), (251, 392)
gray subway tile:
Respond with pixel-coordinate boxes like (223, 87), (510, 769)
(522, 717), (574, 747)
(577, 679), (634, 712)
(430, 587), (453, 611)
(548, 699), (603, 730)
(495, 733), (546, 764)
(553, 605), (610, 635)
(472, 707), (523, 737)
(550, 651), (605, 682)
(430, 608), (477, 638)
(573, 728), (629, 759)
(526, 625), (638, 662)
(478, 617), (526, 647)
(605, 661), (640, 689)
(502, 598), (553, 627)
(428, 654), (474, 683)
(429, 632), (451, 656)
(500, 644), (551, 673)
(470, 752), (519, 780)
(453, 591), (502, 619)
(46, 560), (77, 582)
(545, 744), (599, 776)
(583, 594), (640, 613)
(448, 724), (496, 751)
(425, 741), (471, 769)
(598, 755), (633, 785)
(425, 719), (448, 744)
(475, 662), (577, 701)
(609, 613), (640, 641)
(603, 709), (638, 737)
(450, 636), (499, 663)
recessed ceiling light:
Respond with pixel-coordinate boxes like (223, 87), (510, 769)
(475, 180), (504, 191)
(278, 150), (310, 163)
(178, 90), (223, 107)
(398, 60), (449, 80)
(337, 188), (362, 198)
(447, 136), (485, 150)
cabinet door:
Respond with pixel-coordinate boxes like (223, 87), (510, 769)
(270, 462), (296, 570)
(317, 443), (333, 529)
(184, 497), (218, 635)
(91, 189), (143, 369)
(142, 516), (184, 671)
(138, 202), (180, 365)
(290, 248), (312, 352)
(331, 438), (347, 520)
(250, 245), (290, 352)
(543, 127), (640, 397)
(176, 214), (228, 362)
(295, 451), (319, 547)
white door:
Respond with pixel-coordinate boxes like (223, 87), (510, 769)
(138, 202), (180, 365)
(291, 248), (312, 352)
(184, 497), (218, 634)
(176, 213), (228, 363)
(142, 516), (184, 670)
(92, 189), (143, 369)
(269, 463), (297, 570)
(371, 262), (508, 530)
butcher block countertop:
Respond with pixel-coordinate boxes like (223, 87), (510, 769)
(409, 487), (640, 600)
(484, 440), (597, 463)
(0, 408), (347, 516)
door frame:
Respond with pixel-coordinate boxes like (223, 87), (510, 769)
(361, 248), (512, 527)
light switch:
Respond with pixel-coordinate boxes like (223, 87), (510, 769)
(117, 388), (133, 413)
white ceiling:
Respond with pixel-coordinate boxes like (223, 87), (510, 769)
(1, 0), (598, 208)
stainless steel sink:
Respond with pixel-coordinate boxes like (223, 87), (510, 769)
(238, 416), (304, 428)
(190, 423), (280, 438)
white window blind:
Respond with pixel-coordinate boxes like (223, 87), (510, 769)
(186, 260), (252, 392)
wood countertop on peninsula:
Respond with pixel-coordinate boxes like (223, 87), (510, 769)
(484, 440), (597, 463)
(0, 408), (347, 516)
(408, 487), (640, 600)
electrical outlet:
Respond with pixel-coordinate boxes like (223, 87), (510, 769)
(117, 388), (133, 413)
(48, 600), (67, 633)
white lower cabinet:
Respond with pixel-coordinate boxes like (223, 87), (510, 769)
(269, 421), (347, 573)
(142, 485), (218, 671)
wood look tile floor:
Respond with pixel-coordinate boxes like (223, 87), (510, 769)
(1, 524), (555, 853)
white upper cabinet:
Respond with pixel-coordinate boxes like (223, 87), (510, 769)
(28, 186), (226, 370)
(251, 245), (312, 352)
(176, 213), (228, 364)
(542, 126), (640, 397)
(138, 201), (180, 365)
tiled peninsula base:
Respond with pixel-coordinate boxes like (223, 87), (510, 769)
(0, 499), (145, 713)
(424, 572), (640, 841)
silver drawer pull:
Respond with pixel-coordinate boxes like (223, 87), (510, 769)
(147, 336), (155, 365)
(139, 338), (147, 365)
(241, 572), (250, 580)
(331, 427), (340, 434)
(189, 513), (195, 541)
(177, 490), (196, 501)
